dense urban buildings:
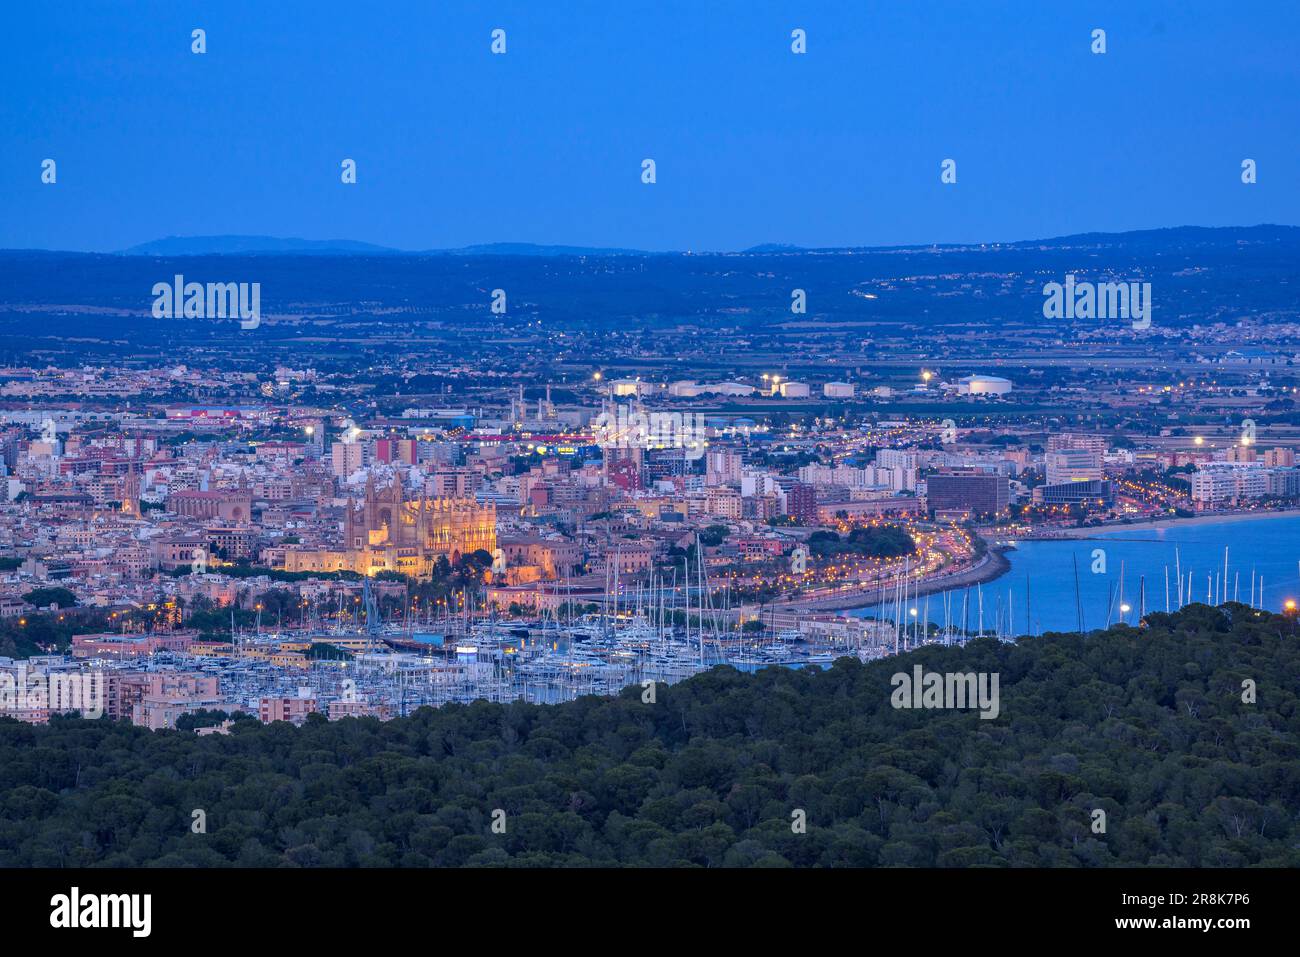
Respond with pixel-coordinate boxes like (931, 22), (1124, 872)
(3, 0), (1299, 930)
(6, 256), (1300, 730)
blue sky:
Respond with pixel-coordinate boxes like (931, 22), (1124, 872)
(1, 1), (1296, 252)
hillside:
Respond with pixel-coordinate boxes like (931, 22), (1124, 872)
(3, 224), (1299, 342)
(1, 604), (1296, 867)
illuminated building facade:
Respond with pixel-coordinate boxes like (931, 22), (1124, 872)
(284, 472), (496, 578)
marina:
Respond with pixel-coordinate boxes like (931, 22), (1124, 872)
(188, 598), (907, 718)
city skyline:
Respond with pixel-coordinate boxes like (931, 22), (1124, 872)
(2, 0), (1296, 920)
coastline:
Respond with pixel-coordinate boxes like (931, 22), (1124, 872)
(782, 546), (1013, 614)
(810, 508), (1300, 615)
(1039, 508), (1300, 539)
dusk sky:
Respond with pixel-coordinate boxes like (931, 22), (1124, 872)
(3, 0), (1297, 252)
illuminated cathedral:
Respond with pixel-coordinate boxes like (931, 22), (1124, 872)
(284, 471), (496, 579)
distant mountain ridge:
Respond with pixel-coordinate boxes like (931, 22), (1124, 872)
(117, 236), (652, 257)
(744, 224), (1300, 255)
(119, 235), (400, 256)
(69, 223), (1300, 259)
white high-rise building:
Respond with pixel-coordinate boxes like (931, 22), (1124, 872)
(1047, 433), (1108, 455)
(1045, 449), (1104, 485)
(1190, 465), (1267, 506)
(797, 464), (872, 488)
